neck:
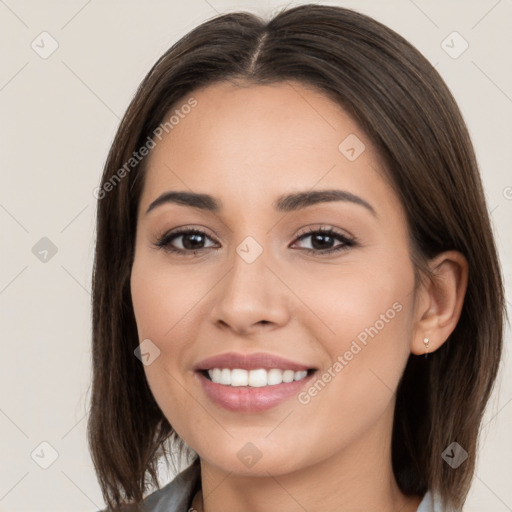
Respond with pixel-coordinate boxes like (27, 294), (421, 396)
(192, 411), (422, 512)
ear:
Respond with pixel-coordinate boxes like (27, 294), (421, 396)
(411, 251), (468, 355)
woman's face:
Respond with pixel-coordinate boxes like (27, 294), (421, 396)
(130, 81), (420, 476)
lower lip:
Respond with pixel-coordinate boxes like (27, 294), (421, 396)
(196, 371), (316, 412)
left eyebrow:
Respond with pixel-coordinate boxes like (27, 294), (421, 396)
(145, 189), (377, 217)
(273, 189), (377, 217)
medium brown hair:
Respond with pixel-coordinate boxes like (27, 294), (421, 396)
(88, 4), (505, 510)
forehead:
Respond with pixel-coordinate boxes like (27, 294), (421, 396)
(147, 80), (369, 164)
(139, 80), (393, 215)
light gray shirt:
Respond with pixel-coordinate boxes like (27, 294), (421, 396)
(101, 461), (444, 511)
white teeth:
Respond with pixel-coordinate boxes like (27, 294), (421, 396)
(231, 369), (248, 387)
(294, 370), (308, 381)
(206, 368), (310, 387)
(282, 370), (295, 383)
(248, 368), (267, 387)
(220, 368), (231, 385)
(267, 368), (283, 385)
(212, 368), (222, 382)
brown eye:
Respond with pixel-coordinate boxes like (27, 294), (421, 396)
(155, 229), (217, 254)
(292, 227), (355, 254)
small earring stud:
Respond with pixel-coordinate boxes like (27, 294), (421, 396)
(423, 337), (430, 358)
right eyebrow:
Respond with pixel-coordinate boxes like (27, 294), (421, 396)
(146, 191), (220, 215)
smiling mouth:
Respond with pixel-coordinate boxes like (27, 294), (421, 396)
(200, 368), (317, 387)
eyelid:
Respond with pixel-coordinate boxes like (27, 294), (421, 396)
(293, 224), (354, 242)
(155, 223), (216, 238)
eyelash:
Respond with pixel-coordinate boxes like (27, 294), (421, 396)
(154, 226), (356, 256)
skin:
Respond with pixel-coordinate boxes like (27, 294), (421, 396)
(130, 80), (468, 512)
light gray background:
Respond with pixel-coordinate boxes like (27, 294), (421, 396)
(0, 1), (511, 511)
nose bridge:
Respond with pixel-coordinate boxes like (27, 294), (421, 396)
(210, 231), (289, 333)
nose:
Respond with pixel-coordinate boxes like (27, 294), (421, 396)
(209, 247), (290, 336)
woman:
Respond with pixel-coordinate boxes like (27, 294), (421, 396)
(88, 4), (505, 511)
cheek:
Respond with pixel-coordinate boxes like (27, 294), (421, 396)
(301, 255), (416, 428)
(129, 251), (213, 433)
(293, 250), (415, 354)
(130, 250), (209, 344)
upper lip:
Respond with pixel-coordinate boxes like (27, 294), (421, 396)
(194, 352), (316, 371)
